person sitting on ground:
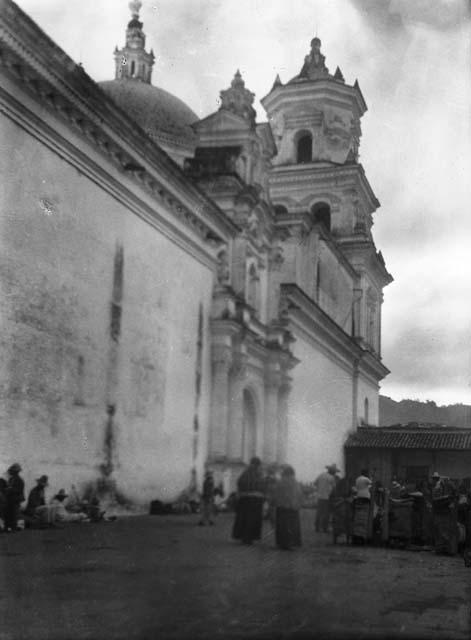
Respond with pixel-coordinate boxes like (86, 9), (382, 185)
(66, 485), (88, 513)
(4, 463), (25, 532)
(24, 475), (57, 528)
(51, 489), (89, 523)
(198, 470), (216, 526)
(273, 465), (303, 550)
(67, 485), (106, 522)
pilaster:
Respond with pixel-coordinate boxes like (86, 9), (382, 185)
(208, 345), (232, 460)
(227, 353), (248, 460)
(277, 382), (291, 464)
(263, 367), (282, 463)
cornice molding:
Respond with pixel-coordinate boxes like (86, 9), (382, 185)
(280, 283), (389, 382)
(0, 6), (237, 244)
(0, 84), (222, 270)
(269, 162), (380, 213)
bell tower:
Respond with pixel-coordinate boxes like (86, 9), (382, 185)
(262, 38), (362, 169)
(262, 37), (392, 355)
(114, 0), (155, 83)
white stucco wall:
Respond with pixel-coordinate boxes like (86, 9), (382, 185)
(286, 333), (354, 482)
(357, 374), (380, 426)
(0, 114), (213, 505)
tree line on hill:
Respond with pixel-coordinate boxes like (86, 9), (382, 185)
(379, 396), (471, 427)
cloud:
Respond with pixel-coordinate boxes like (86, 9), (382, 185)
(14, 0), (471, 406)
(349, 0), (469, 34)
(383, 325), (471, 399)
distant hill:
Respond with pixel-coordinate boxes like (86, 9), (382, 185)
(379, 396), (471, 427)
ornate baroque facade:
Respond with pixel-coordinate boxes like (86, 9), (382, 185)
(0, 0), (392, 503)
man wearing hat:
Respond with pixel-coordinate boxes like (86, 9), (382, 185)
(4, 463), (25, 532)
(51, 489), (88, 522)
(314, 464), (339, 533)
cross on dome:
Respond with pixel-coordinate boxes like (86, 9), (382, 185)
(129, 0), (142, 18)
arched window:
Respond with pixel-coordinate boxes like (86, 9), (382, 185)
(274, 204), (288, 217)
(364, 398), (369, 425)
(130, 60), (135, 77)
(297, 133), (312, 163)
(311, 202), (331, 232)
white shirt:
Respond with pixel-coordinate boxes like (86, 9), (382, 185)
(315, 471), (336, 500)
(355, 475), (372, 499)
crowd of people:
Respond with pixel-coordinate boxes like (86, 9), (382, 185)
(4, 457), (470, 563)
(200, 458), (471, 562)
(0, 463), (108, 532)
(231, 457), (303, 550)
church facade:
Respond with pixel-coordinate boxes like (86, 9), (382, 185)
(0, 0), (392, 505)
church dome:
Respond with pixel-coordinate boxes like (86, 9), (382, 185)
(99, 79), (198, 149)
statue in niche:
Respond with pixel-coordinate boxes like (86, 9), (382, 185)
(216, 250), (230, 285)
(247, 262), (259, 312)
(247, 210), (261, 240)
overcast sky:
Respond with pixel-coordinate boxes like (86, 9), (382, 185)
(17, 0), (471, 406)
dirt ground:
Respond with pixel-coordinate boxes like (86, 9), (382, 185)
(0, 510), (470, 640)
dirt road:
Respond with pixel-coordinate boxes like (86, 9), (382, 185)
(0, 511), (469, 639)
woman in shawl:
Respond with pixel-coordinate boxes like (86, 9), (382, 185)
(273, 465), (303, 550)
(232, 457), (265, 545)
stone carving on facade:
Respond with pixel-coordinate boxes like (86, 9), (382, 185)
(322, 109), (351, 151)
(247, 210), (260, 239)
(211, 345), (233, 371)
(268, 244), (284, 270)
(231, 352), (248, 380)
(247, 262), (260, 312)
(269, 111), (285, 143)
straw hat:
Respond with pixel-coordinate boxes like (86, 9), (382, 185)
(7, 463), (21, 474)
(326, 463), (340, 474)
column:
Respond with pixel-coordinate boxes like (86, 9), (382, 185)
(209, 346), (232, 460)
(352, 358), (359, 430)
(276, 383), (291, 464)
(227, 355), (248, 461)
(263, 371), (281, 463)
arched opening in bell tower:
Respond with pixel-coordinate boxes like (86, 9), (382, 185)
(241, 389), (257, 462)
(296, 131), (313, 163)
(311, 202), (331, 232)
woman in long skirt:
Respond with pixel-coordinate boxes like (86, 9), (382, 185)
(273, 465), (303, 550)
(232, 457), (265, 545)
